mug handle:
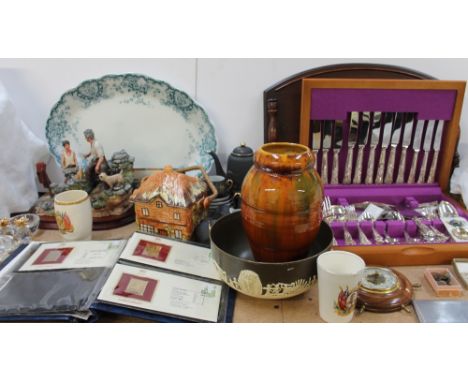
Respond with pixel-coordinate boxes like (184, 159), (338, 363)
(226, 178), (234, 192)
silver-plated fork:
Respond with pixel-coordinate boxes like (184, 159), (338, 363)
(361, 212), (385, 244)
(342, 205), (356, 246)
(346, 205), (371, 245)
(322, 196), (338, 246)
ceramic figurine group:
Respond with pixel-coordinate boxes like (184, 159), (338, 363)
(34, 129), (136, 224)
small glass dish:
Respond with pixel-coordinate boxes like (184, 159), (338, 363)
(10, 213), (40, 236)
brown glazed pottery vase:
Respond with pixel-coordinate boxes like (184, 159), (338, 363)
(241, 142), (323, 263)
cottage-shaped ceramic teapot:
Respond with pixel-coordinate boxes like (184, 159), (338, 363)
(209, 143), (254, 192)
(130, 165), (217, 240)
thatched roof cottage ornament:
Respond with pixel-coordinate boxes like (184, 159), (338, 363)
(131, 166), (217, 240)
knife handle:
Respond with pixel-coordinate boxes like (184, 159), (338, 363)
(353, 146), (364, 184)
(396, 147), (408, 183)
(407, 149), (420, 184)
(343, 148), (354, 184)
(331, 149), (340, 184)
(427, 150), (440, 184)
(384, 145), (397, 184)
(321, 149), (329, 184)
(417, 150), (429, 184)
(375, 147), (387, 184)
(365, 145), (376, 184)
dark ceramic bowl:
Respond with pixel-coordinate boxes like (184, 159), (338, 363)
(210, 211), (333, 299)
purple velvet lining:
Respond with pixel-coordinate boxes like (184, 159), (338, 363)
(324, 184), (466, 246)
(310, 89), (457, 120)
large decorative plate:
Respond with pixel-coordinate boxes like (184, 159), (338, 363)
(45, 74), (217, 171)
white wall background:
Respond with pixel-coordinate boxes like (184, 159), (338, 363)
(1, 58), (468, 182)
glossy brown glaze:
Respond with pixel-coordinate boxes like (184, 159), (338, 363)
(241, 142), (323, 262)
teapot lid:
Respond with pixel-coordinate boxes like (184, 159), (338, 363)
(231, 143), (253, 157)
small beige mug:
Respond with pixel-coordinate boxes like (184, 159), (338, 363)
(54, 190), (92, 241)
(317, 250), (365, 323)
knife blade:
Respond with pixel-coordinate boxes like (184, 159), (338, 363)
(396, 113), (416, 183)
(384, 113), (405, 184)
(311, 121), (321, 171)
(407, 119), (427, 183)
(321, 121), (332, 184)
(417, 120), (436, 183)
(364, 112), (383, 184)
(330, 120), (342, 184)
(343, 113), (359, 184)
(427, 120), (444, 183)
(353, 112), (372, 184)
(375, 112), (395, 184)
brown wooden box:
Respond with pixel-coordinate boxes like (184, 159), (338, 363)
(264, 63), (468, 266)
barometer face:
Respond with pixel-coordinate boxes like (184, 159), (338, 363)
(360, 267), (399, 293)
(357, 267), (413, 313)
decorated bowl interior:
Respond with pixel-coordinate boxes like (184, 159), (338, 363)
(210, 212), (333, 299)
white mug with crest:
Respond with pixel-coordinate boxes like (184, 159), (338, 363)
(54, 190), (92, 241)
(317, 250), (365, 323)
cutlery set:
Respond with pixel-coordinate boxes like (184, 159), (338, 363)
(312, 112), (445, 185)
(322, 196), (463, 246)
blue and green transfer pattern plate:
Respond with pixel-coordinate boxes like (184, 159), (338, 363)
(45, 74), (217, 171)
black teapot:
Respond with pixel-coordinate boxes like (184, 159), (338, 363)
(209, 143), (254, 193)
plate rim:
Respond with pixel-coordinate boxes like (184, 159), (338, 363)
(45, 72), (217, 171)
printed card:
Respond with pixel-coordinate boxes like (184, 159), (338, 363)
(119, 233), (220, 281)
(19, 240), (126, 271)
(98, 263), (222, 322)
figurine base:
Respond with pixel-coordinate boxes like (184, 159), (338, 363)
(33, 193), (135, 231)
(36, 207), (135, 231)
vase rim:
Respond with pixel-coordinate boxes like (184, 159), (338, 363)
(255, 142), (313, 173)
(259, 142), (310, 157)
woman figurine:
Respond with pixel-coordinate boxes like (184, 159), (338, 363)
(61, 140), (77, 169)
(60, 140), (78, 182)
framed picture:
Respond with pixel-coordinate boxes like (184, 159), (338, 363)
(32, 247), (73, 265)
(113, 272), (158, 302)
(133, 239), (171, 262)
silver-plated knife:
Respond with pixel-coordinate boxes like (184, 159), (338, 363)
(407, 119), (426, 183)
(343, 114), (359, 184)
(364, 112), (383, 184)
(375, 113), (395, 184)
(330, 120), (342, 184)
(321, 121), (332, 184)
(311, 121), (321, 171)
(417, 120), (436, 184)
(396, 114), (416, 183)
(353, 112), (371, 184)
(384, 113), (404, 184)
(427, 120), (444, 183)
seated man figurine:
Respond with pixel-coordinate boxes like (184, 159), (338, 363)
(83, 128), (108, 186)
(60, 140), (78, 183)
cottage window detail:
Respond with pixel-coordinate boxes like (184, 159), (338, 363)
(141, 207), (149, 216)
(156, 201), (163, 208)
(174, 230), (182, 239)
(174, 212), (181, 220)
(140, 224), (155, 234)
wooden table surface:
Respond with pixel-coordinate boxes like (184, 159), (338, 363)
(34, 224), (468, 323)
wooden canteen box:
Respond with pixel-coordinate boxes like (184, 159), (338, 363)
(263, 65), (467, 267)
